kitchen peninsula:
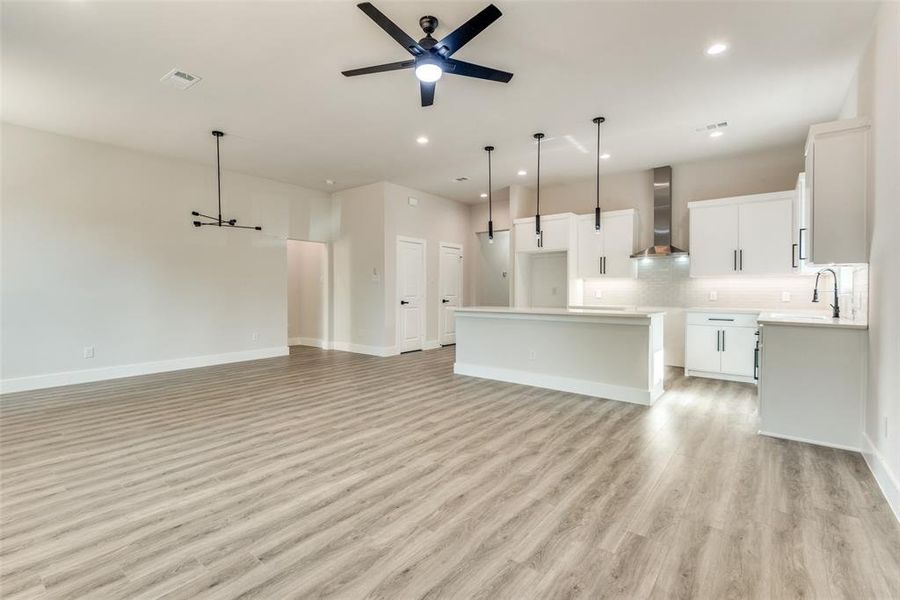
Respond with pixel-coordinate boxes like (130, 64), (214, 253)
(453, 307), (665, 405)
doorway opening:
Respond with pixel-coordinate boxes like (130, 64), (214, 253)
(287, 239), (329, 349)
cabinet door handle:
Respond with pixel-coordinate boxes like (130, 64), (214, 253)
(733, 250), (737, 271)
(754, 347), (759, 380)
(798, 228), (807, 260)
(708, 317), (735, 322)
(722, 329), (726, 352)
(716, 330), (720, 352)
(602, 256), (606, 274)
(792, 243), (798, 268)
(739, 249), (743, 271)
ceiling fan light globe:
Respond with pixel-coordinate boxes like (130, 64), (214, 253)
(415, 63), (443, 82)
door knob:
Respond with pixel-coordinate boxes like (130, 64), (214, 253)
(441, 299), (450, 303)
(400, 300), (409, 305)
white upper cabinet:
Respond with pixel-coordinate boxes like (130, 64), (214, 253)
(738, 197), (793, 274)
(575, 209), (637, 278)
(805, 118), (870, 265)
(576, 216), (603, 278)
(688, 204), (739, 276)
(688, 191), (794, 276)
(513, 213), (576, 253)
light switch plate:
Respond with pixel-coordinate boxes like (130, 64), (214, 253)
(83, 346), (94, 359)
(408, 196), (418, 206)
(709, 291), (718, 301)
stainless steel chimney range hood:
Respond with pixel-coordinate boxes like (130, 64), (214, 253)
(631, 165), (688, 258)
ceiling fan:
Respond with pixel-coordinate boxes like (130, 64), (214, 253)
(342, 2), (513, 107)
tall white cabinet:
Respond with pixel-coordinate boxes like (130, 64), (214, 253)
(575, 209), (638, 279)
(688, 191), (794, 276)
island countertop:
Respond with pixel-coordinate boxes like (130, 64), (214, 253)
(454, 306), (665, 319)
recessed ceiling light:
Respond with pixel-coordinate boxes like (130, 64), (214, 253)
(709, 130), (724, 138)
(416, 136), (429, 145)
(600, 153), (611, 160)
(325, 179), (335, 185)
(480, 193), (488, 198)
(517, 169), (527, 176)
(706, 42), (728, 56)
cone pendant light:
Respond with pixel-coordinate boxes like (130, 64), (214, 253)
(533, 132), (544, 245)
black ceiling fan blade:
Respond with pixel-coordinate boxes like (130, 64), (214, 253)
(356, 2), (425, 55)
(420, 81), (435, 107)
(445, 58), (513, 83)
(342, 60), (415, 77)
(435, 4), (502, 56)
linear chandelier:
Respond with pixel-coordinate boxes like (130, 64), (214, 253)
(191, 130), (262, 231)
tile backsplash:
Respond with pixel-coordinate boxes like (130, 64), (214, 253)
(580, 258), (868, 319)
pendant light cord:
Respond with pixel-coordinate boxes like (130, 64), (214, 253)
(216, 133), (222, 226)
(488, 148), (492, 221)
(536, 136), (541, 215)
(596, 120), (600, 211)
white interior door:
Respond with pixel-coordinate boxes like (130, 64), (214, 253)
(738, 198), (793, 274)
(689, 204), (740, 276)
(439, 244), (463, 346)
(397, 238), (425, 353)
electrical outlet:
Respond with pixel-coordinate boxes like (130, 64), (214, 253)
(594, 289), (603, 299)
(709, 291), (718, 301)
(251, 331), (259, 341)
(83, 346), (94, 359)
(782, 291), (791, 302)
(528, 349), (536, 360)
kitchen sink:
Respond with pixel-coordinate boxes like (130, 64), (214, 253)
(766, 313), (831, 321)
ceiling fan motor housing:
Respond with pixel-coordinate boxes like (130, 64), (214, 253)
(419, 15), (438, 34)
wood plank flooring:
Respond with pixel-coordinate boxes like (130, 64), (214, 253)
(1, 346), (898, 599)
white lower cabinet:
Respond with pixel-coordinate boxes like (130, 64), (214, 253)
(685, 312), (758, 383)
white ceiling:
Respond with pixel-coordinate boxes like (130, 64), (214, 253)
(2, 1), (877, 203)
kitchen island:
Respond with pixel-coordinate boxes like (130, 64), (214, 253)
(453, 307), (665, 405)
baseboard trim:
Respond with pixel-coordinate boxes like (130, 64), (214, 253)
(862, 433), (900, 523)
(453, 362), (654, 406)
(757, 430), (861, 453)
(0, 346), (290, 394)
(686, 369), (757, 384)
(330, 342), (396, 357)
(288, 337), (330, 349)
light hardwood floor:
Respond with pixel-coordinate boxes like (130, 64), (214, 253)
(1, 346), (898, 600)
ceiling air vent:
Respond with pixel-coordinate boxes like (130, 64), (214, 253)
(160, 68), (202, 90)
(695, 121), (728, 133)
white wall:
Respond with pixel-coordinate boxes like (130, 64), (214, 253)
(287, 240), (326, 345)
(842, 2), (900, 518)
(1, 123), (332, 391)
(383, 181), (470, 349)
(330, 182), (387, 351)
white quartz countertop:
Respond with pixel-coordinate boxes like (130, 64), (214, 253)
(685, 307), (765, 315)
(758, 311), (868, 330)
(455, 306), (664, 318)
